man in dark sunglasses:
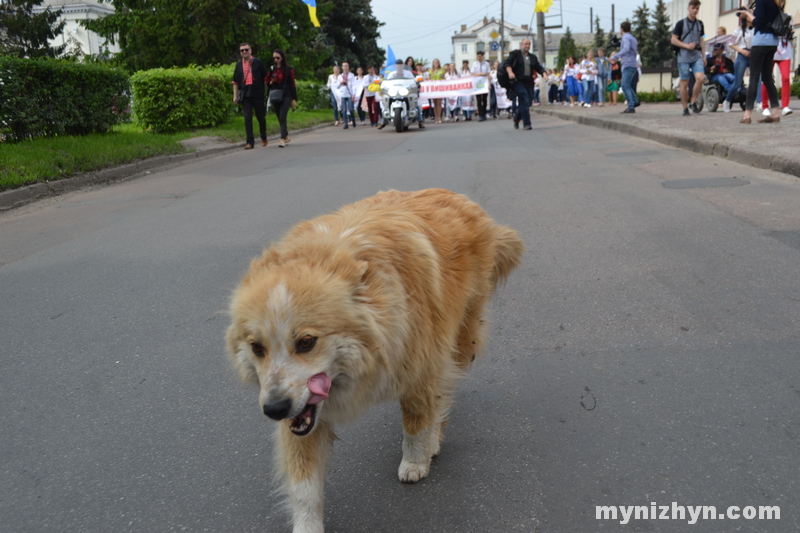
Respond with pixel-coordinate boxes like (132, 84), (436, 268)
(232, 43), (269, 149)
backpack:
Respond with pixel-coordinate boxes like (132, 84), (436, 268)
(771, 10), (792, 38)
(671, 18), (702, 57)
(496, 55), (516, 91)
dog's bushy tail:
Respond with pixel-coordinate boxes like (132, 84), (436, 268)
(491, 225), (524, 289)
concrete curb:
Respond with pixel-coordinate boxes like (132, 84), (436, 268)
(0, 122), (333, 212)
(533, 108), (800, 180)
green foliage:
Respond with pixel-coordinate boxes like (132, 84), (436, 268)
(0, 0), (66, 58)
(319, 0), (385, 75)
(0, 57), (130, 142)
(130, 65), (234, 133)
(294, 80), (328, 111)
(635, 89), (678, 102)
(557, 27), (577, 69)
(82, 0), (330, 80)
(791, 78), (800, 98)
(650, 0), (674, 68)
(594, 16), (606, 51)
(632, 3), (653, 67)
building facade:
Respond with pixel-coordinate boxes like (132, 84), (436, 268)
(32, 0), (119, 58)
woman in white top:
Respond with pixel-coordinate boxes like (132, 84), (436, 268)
(354, 66), (367, 125)
(445, 63), (461, 121)
(580, 51), (598, 107)
(459, 60), (475, 120)
(563, 56), (581, 107)
(725, 17), (754, 113)
(326, 65), (341, 125)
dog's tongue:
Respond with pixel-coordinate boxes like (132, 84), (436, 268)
(307, 373), (331, 405)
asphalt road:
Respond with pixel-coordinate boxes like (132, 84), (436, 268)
(2, 116), (799, 533)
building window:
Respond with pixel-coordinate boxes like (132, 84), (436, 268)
(462, 44), (467, 53)
(476, 42), (485, 52)
(719, 0), (739, 13)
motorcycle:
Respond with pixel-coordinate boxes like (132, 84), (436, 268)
(380, 72), (420, 132)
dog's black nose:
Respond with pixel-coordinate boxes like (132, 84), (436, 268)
(263, 398), (292, 420)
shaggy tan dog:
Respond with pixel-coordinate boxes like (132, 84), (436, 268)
(226, 189), (523, 533)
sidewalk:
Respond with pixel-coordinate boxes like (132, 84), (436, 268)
(532, 97), (800, 181)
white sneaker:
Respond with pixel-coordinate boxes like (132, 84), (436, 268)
(762, 108), (771, 116)
(782, 107), (793, 116)
(722, 100), (731, 113)
(586, 104), (592, 108)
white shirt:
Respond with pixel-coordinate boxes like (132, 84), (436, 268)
(579, 59), (597, 81)
(470, 60), (491, 76)
(336, 72), (355, 98)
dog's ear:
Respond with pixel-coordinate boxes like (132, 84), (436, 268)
(245, 247), (281, 278)
(331, 250), (369, 284)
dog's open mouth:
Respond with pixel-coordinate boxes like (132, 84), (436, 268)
(289, 404), (317, 436)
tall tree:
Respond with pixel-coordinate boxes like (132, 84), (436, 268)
(632, 2), (652, 67)
(320, 0), (384, 72)
(0, 0), (66, 58)
(556, 26), (576, 69)
(83, 0), (331, 77)
(649, 0), (673, 67)
(593, 15), (606, 50)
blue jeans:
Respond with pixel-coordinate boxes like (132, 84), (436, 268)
(726, 53), (749, 103)
(514, 82), (534, 126)
(596, 75), (608, 103)
(621, 67), (639, 110)
(340, 97), (355, 126)
(329, 92), (339, 122)
(582, 79), (595, 104)
(712, 73), (735, 93)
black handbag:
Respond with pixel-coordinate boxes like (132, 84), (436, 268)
(268, 88), (284, 104)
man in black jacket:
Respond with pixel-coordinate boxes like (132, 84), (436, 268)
(232, 43), (268, 149)
(505, 38), (546, 130)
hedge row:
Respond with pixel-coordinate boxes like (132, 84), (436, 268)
(0, 57), (130, 142)
(130, 65), (234, 134)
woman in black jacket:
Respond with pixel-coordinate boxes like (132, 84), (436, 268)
(267, 49), (298, 147)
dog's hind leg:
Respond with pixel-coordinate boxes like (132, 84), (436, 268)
(275, 421), (335, 533)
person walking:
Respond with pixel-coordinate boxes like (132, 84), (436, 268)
(759, 3), (793, 116)
(608, 59), (621, 105)
(232, 43), (268, 149)
(563, 56), (580, 106)
(266, 49), (297, 148)
(471, 51), (491, 121)
(337, 62), (357, 129)
(595, 48), (611, 107)
(725, 13), (754, 112)
(671, 0), (706, 116)
(739, 0), (785, 123)
(445, 63), (461, 121)
(505, 38), (546, 130)
(580, 50), (598, 107)
(326, 65), (341, 126)
(364, 66), (380, 127)
(429, 58), (446, 124)
(611, 21), (640, 114)
(354, 66), (367, 125)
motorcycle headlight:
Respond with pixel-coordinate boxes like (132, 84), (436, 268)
(386, 87), (398, 97)
(398, 87), (409, 96)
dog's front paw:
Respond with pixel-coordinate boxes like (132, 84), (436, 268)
(398, 459), (430, 483)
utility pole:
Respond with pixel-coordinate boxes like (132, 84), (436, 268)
(500, 0), (505, 61)
(612, 4), (615, 33)
(537, 11), (546, 67)
(590, 8), (593, 33)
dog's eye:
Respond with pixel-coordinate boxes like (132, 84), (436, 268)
(296, 335), (317, 353)
(250, 342), (265, 357)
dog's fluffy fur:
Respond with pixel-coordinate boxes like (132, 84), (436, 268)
(226, 189), (523, 533)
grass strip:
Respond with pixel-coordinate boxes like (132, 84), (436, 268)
(0, 109), (333, 192)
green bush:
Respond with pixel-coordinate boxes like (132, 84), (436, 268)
(130, 66), (234, 133)
(0, 57), (130, 142)
(634, 89), (678, 103)
(791, 78), (800, 98)
(294, 80), (329, 110)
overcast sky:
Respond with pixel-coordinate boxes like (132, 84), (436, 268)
(372, 0), (645, 65)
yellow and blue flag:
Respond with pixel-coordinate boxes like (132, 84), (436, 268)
(534, 0), (554, 13)
(302, 0), (321, 27)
